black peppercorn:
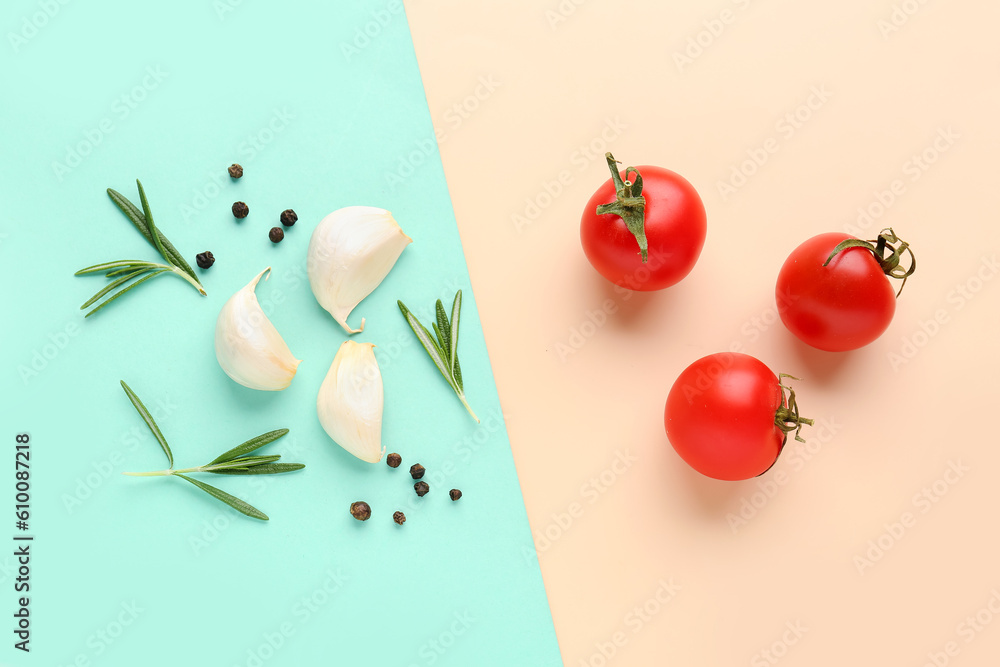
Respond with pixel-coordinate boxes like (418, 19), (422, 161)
(269, 227), (284, 243)
(386, 453), (401, 468)
(232, 201), (249, 218)
(409, 464), (425, 479)
(280, 209), (298, 227)
(449, 489), (462, 501)
(414, 481), (429, 497)
(393, 511), (406, 525)
(350, 501), (371, 521)
(228, 163), (243, 178)
(196, 251), (215, 269)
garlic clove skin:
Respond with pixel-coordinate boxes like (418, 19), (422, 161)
(317, 340), (384, 463)
(215, 267), (301, 391)
(307, 206), (412, 335)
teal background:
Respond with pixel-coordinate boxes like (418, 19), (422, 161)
(0, 1), (561, 665)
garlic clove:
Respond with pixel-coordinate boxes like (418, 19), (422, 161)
(215, 267), (301, 391)
(317, 340), (384, 463)
(307, 206), (412, 335)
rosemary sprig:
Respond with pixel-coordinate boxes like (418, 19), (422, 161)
(75, 181), (205, 317)
(398, 290), (479, 423)
(119, 381), (304, 521)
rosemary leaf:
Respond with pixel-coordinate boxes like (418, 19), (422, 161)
(436, 300), (452, 356)
(432, 321), (447, 354)
(76, 183), (205, 318)
(175, 474), (268, 520)
(106, 187), (201, 284)
(207, 463), (306, 476)
(119, 385), (301, 521)
(75, 260), (150, 275)
(454, 354), (464, 392)
(398, 291), (478, 422)
(107, 188), (151, 238)
(136, 180), (170, 266)
(208, 429), (290, 465)
(84, 269), (169, 317)
(204, 455), (282, 472)
(80, 268), (149, 309)
(449, 290), (462, 375)
(120, 381), (173, 467)
(104, 263), (158, 278)
(398, 301), (458, 394)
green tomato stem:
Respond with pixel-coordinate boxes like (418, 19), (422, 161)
(822, 228), (915, 297)
(773, 374), (813, 445)
(595, 152), (649, 263)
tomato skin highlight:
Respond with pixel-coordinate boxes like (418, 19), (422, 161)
(776, 232), (896, 352)
(581, 165), (706, 291)
(664, 353), (786, 481)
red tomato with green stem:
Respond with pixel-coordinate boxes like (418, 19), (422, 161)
(581, 153), (706, 291)
(776, 228), (915, 351)
(664, 353), (813, 481)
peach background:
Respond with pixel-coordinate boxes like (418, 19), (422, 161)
(407, 1), (1000, 664)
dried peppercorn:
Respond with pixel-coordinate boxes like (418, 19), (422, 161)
(409, 464), (425, 479)
(269, 227), (284, 243)
(414, 481), (429, 497)
(280, 209), (298, 227)
(386, 453), (401, 468)
(393, 511), (406, 525)
(196, 251), (215, 269)
(350, 501), (371, 521)
(449, 489), (462, 501)
(232, 201), (249, 218)
(228, 163), (243, 178)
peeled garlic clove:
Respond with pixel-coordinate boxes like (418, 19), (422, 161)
(215, 267), (301, 391)
(307, 206), (412, 335)
(317, 340), (384, 463)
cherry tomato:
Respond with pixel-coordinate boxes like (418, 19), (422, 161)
(776, 230), (914, 352)
(581, 153), (706, 291)
(664, 353), (811, 481)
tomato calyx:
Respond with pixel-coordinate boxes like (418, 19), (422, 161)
(773, 373), (814, 444)
(756, 374), (814, 478)
(757, 374), (814, 477)
(595, 152), (650, 263)
(823, 227), (916, 297)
